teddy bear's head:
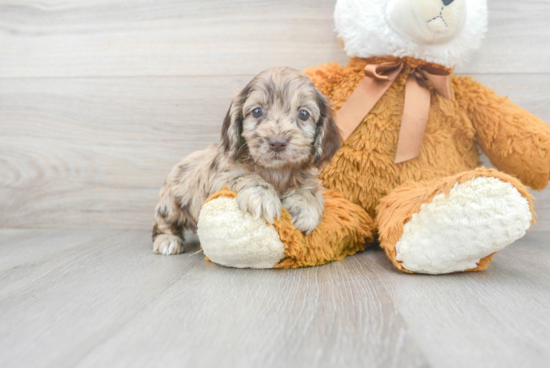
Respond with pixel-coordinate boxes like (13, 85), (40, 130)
(334, 0), (488, 67)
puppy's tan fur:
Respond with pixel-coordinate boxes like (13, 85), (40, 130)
(152, 67), (341, 255)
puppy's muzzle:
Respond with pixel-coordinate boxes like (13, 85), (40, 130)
(269, 137), (288, 153)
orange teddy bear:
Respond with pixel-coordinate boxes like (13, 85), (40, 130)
(303, 0), (550, 274)
(198, 0), (549, 274)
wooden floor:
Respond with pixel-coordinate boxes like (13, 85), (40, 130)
(0, 229), (549, 368)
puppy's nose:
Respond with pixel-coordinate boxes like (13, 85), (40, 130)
(269, 137), (288, 153)
(442, 0), (454, 5)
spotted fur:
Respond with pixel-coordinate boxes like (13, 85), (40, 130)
(152, 67), (341, 255)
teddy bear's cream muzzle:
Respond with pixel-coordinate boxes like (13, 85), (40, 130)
(386, 0), (467, 45)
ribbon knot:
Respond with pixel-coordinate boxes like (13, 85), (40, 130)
(404, 66), (429, 90)
(336, 61), (452, 163)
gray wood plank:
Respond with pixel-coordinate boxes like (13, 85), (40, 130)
(0, 230), (204, 368)
(74, 256), (429, 368)
(0, 229), (117, 271)
(0, 229), (428, 368)
(0, 75), (253, 228)
(0, 0), (348, 78)
(1, 74), (549, 229)
(461, 0), (550, 74)
(365, 230), (550, 368)
(0, 0), (549, 78)
(1, 229), (549, 368)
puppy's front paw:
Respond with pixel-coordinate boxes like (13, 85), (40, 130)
(153, 234), (185, 255)
(283, 191), (324, 235)
(237, 185), (282, 224)
(287, 209), (321, 235)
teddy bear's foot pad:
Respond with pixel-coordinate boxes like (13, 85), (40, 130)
(396, 176), (532, 274)
(197, 196), (286, 268)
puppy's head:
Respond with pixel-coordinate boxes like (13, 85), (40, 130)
(221, 67), (341, 170)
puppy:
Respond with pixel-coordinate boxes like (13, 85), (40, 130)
(152, 67), (341, 255)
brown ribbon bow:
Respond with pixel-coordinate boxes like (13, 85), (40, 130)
(336, 61), (452, 163)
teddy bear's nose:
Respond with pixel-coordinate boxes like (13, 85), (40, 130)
(442, 0), (455, 6)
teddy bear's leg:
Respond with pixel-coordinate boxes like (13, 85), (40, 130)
(376, 168), (534, 274)
(197, 191), (287, 269)
(198, 189), (374, 269)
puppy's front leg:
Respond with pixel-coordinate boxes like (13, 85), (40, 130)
(232, 174), (282, 224)
(282, 189), (324, 235)
(152, 181), (187, 255)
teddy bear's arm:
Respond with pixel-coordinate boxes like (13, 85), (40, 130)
(304, 62), (346, 99)
(454, 76), (550, 190)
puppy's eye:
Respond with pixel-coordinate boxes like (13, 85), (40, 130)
(298, 110), (310, 121)
(252, 108), (263, 119)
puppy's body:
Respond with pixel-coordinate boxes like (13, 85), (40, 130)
(153, 67), (340, 255)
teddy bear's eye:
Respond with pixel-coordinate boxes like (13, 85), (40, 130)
(298, 110), (310, 121)
(252, 108), (263, 119)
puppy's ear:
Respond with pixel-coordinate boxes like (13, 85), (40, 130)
(312, 90), (341, 167)
(221, 82), (252, 160)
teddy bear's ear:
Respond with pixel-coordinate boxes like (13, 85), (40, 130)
(221, 82), (253, 161)
(312, 90), (341, 167)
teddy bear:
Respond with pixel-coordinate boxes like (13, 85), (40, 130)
(198, 0), (549, 274)
(302, 0), (549, 274)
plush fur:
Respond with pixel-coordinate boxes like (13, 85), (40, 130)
(305, 55), (548, 273)
(376, 168), (533, 274)
(335, 0), (488, 68)
(198, 194), (287, 268)
(307, 57), (550, 219)
(198, 188), (373, 269)
(396, 176), (531, 274)
(299, 0), (550, 274)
